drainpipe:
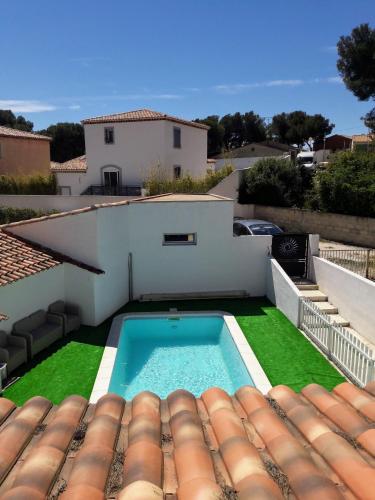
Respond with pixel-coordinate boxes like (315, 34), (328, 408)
(128, 253), (133, 301)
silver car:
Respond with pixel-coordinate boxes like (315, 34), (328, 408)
(233, 219), (283, 236)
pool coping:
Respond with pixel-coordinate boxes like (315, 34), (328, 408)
(90, 311), (272, 403)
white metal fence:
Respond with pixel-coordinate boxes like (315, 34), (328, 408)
(320, 248), (375, 281)
(299, 298), (374, 386)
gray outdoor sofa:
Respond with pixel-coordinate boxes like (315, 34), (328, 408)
(0, 331), (28, 375)
(48, 301), (81, 335)
(12, 310), (64, 359)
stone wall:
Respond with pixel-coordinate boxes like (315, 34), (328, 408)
(250, 205), (375, 247)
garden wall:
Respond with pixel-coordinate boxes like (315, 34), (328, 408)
(0, 194), (140, 212)
(236, 204), (375, 247)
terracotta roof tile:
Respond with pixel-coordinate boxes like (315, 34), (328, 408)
(50, 155), (87, 173)
(81, 108), (209, 130)
(0, 383), (374, 498)
(0, 229), (104, 285)
(0, 126), (51, 141)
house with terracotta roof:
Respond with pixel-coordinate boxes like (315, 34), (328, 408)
(0, 126), (51, 176)
(351, 133), (375, 152)
(52, 109), (209, 196)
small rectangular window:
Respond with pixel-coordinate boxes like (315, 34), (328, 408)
(104, 127), (114, 144)
(59, 186), (71, 195)
(173, 165), (181, 179)
(163, 233), (196, 246)
(173, 127), (181, 148)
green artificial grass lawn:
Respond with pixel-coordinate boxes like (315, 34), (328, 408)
(3, 298), (345, 405)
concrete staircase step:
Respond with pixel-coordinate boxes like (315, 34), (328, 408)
(315, 302), (338, 314)
(300, 290), (328, 301)
(327, 314), (350, 327)
(297, 284), (319, 290)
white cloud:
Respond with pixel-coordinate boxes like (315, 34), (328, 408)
(213, 76), (343, 94)
(68, 104), (81, 110)
(326, 76), (343, 84)
(0, 100), (56, 112)
(322, 45), (337, 53)
(265, 79), (304, 87)
(213, 79), (303, 94)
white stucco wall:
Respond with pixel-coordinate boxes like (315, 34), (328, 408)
(8, 209), (99, 269)
(266, 258), (302, 326)
(93, 205), (130, 325)
(128, 200), (271, 297)
(84, 120), (207, 188)
(55, 172), (88, 195)
(0, 194), (139, 212)
(4, 197), (274, 328)
(64, 263), (96, 325)
(0, 266), (65, 333)
(311, 256), (375, 343)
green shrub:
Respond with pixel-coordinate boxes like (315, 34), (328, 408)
(0, 174), (57, 194)
(0, 206), (56, 224)
(144, 165), (233, 196)
(239, 157), (305, 207)
(307, 151), (375, 217)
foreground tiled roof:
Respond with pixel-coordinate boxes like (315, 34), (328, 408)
(50, 155), (87, 173)
(0, 382), (374, 499)
(0, 126), (51, 141)
(82, 108), (209, 130)
(0, 229), (104, 286)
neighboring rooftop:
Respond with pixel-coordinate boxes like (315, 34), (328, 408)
(0, 229), (103, 286)
(50, 155), (87, 173)
(352, 133), (375, 143)
(214, 141), (296, 159)
(81, 108), (210, 130)
(0, 382), (374, 499)
(0, 126), (51, 141)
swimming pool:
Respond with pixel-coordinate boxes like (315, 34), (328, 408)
(90, 312), (271, 402)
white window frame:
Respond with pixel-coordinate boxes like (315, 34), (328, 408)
(163, 233), (197, 246)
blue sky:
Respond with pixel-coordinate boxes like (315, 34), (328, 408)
(1, 0), (374, 133)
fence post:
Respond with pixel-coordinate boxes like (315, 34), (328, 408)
(365, 249), (370, 279)
(367, 358), (375, 384)
(327, 323), (333, 360)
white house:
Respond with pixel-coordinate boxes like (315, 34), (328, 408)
(52, 109), (209, 196)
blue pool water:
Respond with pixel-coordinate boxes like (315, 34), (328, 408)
(108, 315), (254, 399)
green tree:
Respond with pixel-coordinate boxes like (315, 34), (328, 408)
(243, 112), (267, 144)
(39, 123), (85, 162)
(337, 24), (375, 131)
(309, 151), (375, 217)
(0, 109), (33, 131)
(194, 115), (224, 156)
(270, 111), (334, 149)
(239, 157), (304, 207)
(363, 109), (375, 133)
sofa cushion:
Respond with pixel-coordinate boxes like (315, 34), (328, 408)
(27, 310), (47, 330)
(0, 331), (7, 348)
(49, 301), (65, 314)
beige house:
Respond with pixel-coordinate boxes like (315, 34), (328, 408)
(0, 126), (51, 176)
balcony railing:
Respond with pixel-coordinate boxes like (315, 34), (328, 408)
(320, 248), (375, 281)
(81, 185), (142, 196)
